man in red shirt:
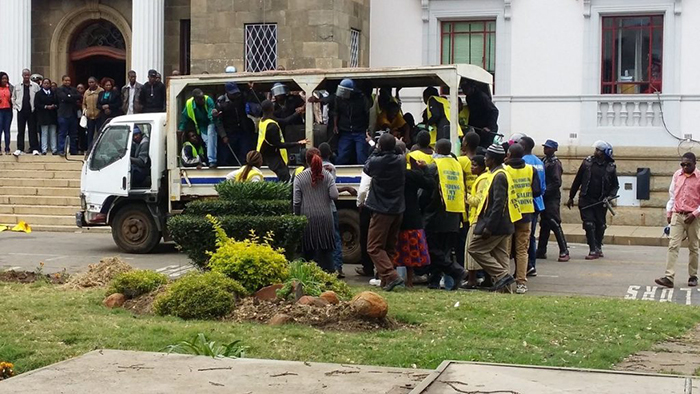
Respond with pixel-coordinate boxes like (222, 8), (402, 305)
(656, 152), (700, 288)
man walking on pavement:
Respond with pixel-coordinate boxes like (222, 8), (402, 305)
(536, 139), (570, 262)
(12, 69), (40, 156)
(504, 143), (541, 294)
(364, 133), (406, 291)
(655, 152), (700, 288)
(468, 144), (521, 292)
(567, 140), (619, 260)
(520, 136), (546, 277)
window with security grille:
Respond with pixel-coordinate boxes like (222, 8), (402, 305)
(245, 24), (277, 72)
(350, 29), (360, 67)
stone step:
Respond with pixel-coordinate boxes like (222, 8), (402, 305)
(0, 161), (83, 171)
(0, 154), (81, 163)
(0, 178), (81, 188)
(0, 205), (80, 216)
(0, 195), (80, 207)
(3, 170), (81, 179)
(0, 214), (77, 226)
(0, 187), (79, 197)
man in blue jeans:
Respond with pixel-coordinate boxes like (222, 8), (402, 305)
(334, 79), (371, 165)
(178, 88), (221, 168)
(55, 75), (81, 156)
(520, 136), (546, 277)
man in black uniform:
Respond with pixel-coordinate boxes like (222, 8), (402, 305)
(461, 80), (499, 148)
(271, 83), (305, 126)
(214, 82), (255, 165)
(256, 100), (307, 182)
(567, 140), (619, 260)
(536, 139), (570, 262)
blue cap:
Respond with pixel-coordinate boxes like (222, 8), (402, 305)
(133, 125), (142, 135)
(225, 82), (240, 94)
(543, 139), (558, 150)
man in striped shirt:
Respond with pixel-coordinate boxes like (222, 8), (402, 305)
(655, 152), (700, 288)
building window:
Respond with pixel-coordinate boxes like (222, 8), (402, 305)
(180, 19), (191, 75)
(440, 20), (496, 77)
(245, 23), (277, 72)
(350, 29), (360, 68)
(601, 15), (663, 94)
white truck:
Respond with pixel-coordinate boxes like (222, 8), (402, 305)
(76, 65), (494, 262)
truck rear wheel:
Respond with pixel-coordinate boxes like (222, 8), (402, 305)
(111, 205), (161, 254)
(338, 209), (361, 264)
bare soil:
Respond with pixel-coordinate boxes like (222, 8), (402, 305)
(0, 270), (68, 284)
(616, 324), (700, 376)
(123, 286), (167, 315)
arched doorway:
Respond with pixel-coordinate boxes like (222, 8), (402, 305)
(69, 20), (127, 88)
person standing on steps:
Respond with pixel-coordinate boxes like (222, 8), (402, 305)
(12, 69), (40, 156)
(567, 140), (619, 260)
(82, 77), (103, 151)
(55, 75), (81, 156)
(0, 72), (14, 155)
(121, 70), (142, 115)
(139, 69), (166, 113)
(655, 152), (700, 289)
(35, 78), (58, 155)
(536, 139), (570, 262)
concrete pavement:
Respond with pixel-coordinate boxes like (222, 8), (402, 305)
(2, 231), (699, 305)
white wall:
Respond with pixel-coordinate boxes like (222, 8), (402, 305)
(369, 0), (422, 67)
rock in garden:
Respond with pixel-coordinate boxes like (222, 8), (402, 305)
(254, 284), (284, 301)
(297, 296), (330, 307)
(103, 293), (126, 309)
(351, 291), (388, 319)
(320, 291), (340, 305)
(269, 313), (293, 326)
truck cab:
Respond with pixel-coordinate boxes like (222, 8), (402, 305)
(77, 113), (168, 253)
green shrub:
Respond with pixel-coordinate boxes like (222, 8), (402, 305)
(184, 199), (291, 217)
(207, 216), (289, 293)
(168, 214), (307, 269)
(215, 181), (291, 201)
(277, 260), (353, 300)
(153, 271), (247, 320)
(164, 333), (246, 358)
(106, 270), (168, 299)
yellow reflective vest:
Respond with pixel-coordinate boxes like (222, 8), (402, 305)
(476, 168), (522, 223)
(467, 172), (490, 225)
(256, 118), (288, 165)
(185, 96), (212, 133)
(426, 96), (464, 146)
(504, 164), (535, 214)
(406, 150), (434, 169)
(235, 167), (264, 182)
(434, 156), (466, 214)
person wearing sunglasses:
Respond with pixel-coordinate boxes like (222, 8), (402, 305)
(655, 152), (700, 289)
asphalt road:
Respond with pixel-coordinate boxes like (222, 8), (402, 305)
(2, 231), (699, 305)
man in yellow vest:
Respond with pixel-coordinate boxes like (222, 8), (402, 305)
(181, 130), (207, 169)
(468, 143), (521, 292)
(455, 131), (481, 271)
(177, 88), (222, 168)
(256, 100), (307, 182)
(424, 139), (467, 290)
(504, 143), (542, 295)
(422, 87), (454, 146)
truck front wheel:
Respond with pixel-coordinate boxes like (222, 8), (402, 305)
(111, 205), (161, 254)
(338, 209), (361, 264)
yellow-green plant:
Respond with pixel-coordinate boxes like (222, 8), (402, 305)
(277, 260), (353, 300)
(107, 270), (168, 299)
(206, 215), (289, 293)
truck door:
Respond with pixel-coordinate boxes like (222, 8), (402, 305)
(83, 123), (134, 202)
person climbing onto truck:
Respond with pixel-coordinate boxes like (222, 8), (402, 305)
(177, 88), (223, 168)
(257, 99), (307, 182)
(181, 130), (207, 168)
(130, 125), (150, 188)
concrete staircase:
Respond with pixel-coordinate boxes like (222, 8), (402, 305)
(0, 154), (107, 233)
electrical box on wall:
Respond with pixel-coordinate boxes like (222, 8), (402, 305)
(616, 176), (640, 207)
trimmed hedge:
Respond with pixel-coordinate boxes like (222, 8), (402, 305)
(215, 181), (291, 201)
(184, 199), (291, 217)
(168, 214), (307, 269)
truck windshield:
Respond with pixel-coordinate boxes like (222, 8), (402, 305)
(89, 125), (131, 171)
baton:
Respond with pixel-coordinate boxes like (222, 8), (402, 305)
(226, 143), (242, 166)
(581, 195), (619, 216)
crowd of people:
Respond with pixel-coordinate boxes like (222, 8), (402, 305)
(0, 68), (165, 156)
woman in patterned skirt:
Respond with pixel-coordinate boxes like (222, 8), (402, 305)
(392, 153), (435, 287)
(293, 148), (339, 273)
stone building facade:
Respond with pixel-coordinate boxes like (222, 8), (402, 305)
(1, 0), (369, 89)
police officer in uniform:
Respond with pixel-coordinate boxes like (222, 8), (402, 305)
(567, 140), (619, 260)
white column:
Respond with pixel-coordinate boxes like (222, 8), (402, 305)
(0, 0), (31, 136)
(131, 0), (165, 82)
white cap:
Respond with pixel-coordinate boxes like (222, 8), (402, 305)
(225, 66), (237, 73)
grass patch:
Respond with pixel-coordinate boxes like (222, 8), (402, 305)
(1, 283), (699, 375)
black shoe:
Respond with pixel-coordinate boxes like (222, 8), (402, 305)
(536, 251), (547, 259)
(448, 271), (466, 291)
(355, 267), (374, 277)
(654, 277), (674, 288)
(526, 267), (537, 277)
(209, 164), (218, 169)
(489, 274), (515, 292)
(689, 276), (698, 287)
(336, 269), (345, 279)
(427, 281), (440, 290)
(382, 277), (405, 292)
